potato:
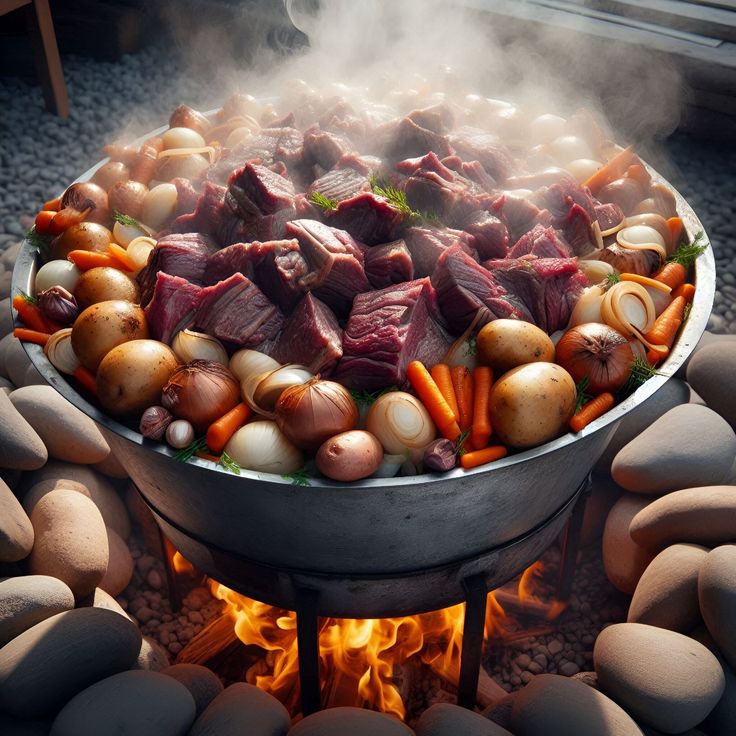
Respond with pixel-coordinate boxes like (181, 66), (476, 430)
(51, 222), (113, 260)
(490, 362), (576, 449)
(96, 340), (180, 416)
(74, 267), (140, 309)
(71, 301), (148, 371)
(477, 319), (555, 375)
(316, 431), (384, 482)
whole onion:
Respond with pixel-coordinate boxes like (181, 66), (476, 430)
(61, 182), (110, 225)
(275, 378), (358, 450)
(556, 323), (634, 394)
(161, 360), (241, 433)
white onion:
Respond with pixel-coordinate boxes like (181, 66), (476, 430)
(113, 219), (149, 246)
(549, 134), (593, 164)
(225, 126), (254, 148)
(44, 328), (80, 375)
(126, 237), (156, 271)
(366, 392), (436, 456)
(229, 349), (279, 383)
(565, 158), (603, 183)
(568, 285), (605, 327)
(372, 453), (405, 478)
(224, 420), (303, 474)
(162, 127), (206, 150)
(529, 113), (567, 145)
(141, 183), (178, 230)
(172, 329), (228, 365)
(617, 225), (667, 261)
(577, 260), (615, 283)
(34, 260), (81, 294)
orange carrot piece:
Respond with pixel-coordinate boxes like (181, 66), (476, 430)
(206, 402), (252, 454)
(460, 445), (508, 469)
(130, 136), (164, 185)
(107, 243), (137, 271)
(470, 366), (493, 451)
(653, 261), (687, 291)
(34, 210), (57, 235)
(67, 250), (120, 271)
(450, 365), (474, 434)
(625, 163), (651, 187)
(583, 145), (636, 195)
(12, 294), (60, 333)
(49, 207), (90, 235)
(42, 196), (62, 212)
(570, 392), (615, 433)
(619, 273), (671, 293)
(195, 451), (222, 463)
(646, 347), (668, 366)
(666, 217), (684, 248)
(407, 360), (461, 441)
(73, 366), (97, 396)
(430, 363), (460, 423)
(644, 295), (686, 349)
(671, 282), (695, 303)
(13, 328), (49, 346)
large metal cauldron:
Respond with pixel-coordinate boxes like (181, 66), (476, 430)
(12, 158), (715, 611)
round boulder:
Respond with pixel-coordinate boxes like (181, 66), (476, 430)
(161, 663), (224, 716)
(0, 391), (47, 470)
(630, 485), (736, 550)
(288, 706), (413, 736)
(0, 477), (33, 562)
(509, 673), (644, 735)
(416, 702), (512, 735)
(698, 545), (736, 671)
(687, 341), (736, 428)
(98, 527), (134, 597)
(627, 544), (708, 632)
(78, 586), (131, 620)
(135, 635), (170, 672)
(594, 623), (725, 733)
(50, 669), (195, 736)
(0, 607), (142, 717)
(611, 404), (736, 494)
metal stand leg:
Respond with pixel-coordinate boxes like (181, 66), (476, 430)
(457, 573), (488, 709)
(295, 587), (321, 716)
(555, 474), (592, 602)
(160, 530), (183, 612)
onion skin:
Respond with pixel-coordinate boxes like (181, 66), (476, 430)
(108, 180), (148, 220)
(275, 378), (358, 451)
(61, 182), (110, 226)
(556, 323), (634, 394)
(161, 360), (241, 433)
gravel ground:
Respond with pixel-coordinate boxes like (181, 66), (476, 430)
(1, 44), (734, 333)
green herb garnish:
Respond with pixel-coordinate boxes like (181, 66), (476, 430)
(370, 177), (418, 217)
(464, 336), (477, 357)
(113, 211), (145, 231)
(18, 290), (38, 305)
(619, 356), (660, 399)
(282, 467), (311, 486)
(455, 429), (471, 457)
(574, 376), (592, 414)
(219, 452), (242, 475)
(349, 385), (398, 408)
(309, 191), (339, 211)
(606, 272), (621, 287)
(174, 437), (208, 463)
(25, 226), (52, 258)
(683, 302), (692, 323)
(668, 231), (707, 267)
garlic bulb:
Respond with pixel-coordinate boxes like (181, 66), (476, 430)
(224, 420), (303, 474)
(166, 419), (195, 449)
(44, 328), (80, 375)
(229, 349), (280, 383)
(172, 329), (228, 365)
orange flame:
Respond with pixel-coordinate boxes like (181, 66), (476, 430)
(171, 550), (197, 576)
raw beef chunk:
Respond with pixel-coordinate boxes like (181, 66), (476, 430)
(144, 273), (202, 344)
(364, 240), (414, 289)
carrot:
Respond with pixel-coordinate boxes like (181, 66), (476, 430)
(13, 328), (49, 346)
(73, 366), (97, 396)
(619, 273), (671, 294)
(34, 210), (57, 235)
(49, 207), (90, 235)
(653, 261), (687, 291)
(42, 196), (62, 212)
(430, 363), (460, 423)
(470, 366), (493, 451)
(107, 243), (137, 271)
(67, 250), (121, 271)
(460, 445), (508, 469)
(12, 294), (60, 334)
(583, 145), (636, 195)
(671, 282), (695, 303)
(195, 451), (222, 463)
(569, 392), (615, 433)
(130, 136), (163, 185)
(206, 402), (252, 454)
(407, 360), (461, 441)
(450, 365), (474, 434)
(625, 163), (651, 187)
(644, 295), (686, 349)
(666, 217), (684, 248)
(646, 347), (668, 366)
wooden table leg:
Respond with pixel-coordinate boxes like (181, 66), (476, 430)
(25, 0), (69, 117)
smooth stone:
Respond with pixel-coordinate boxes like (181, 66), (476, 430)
(161, 663), (224, 716)
(93, 449), (129, 478)
(0, 711), (53, 735)
(22, 363), (45, 387)
(628, 544), (708, 632)
(288, 706), (413, 736)
(0, 477), (33, 562)
(416, 702), (513, 735)
(135, 635), (170, 672)
(190, 683), (291, 736)
(99, 527), (133, 597)
(594, 623), (725, 733)
(611, 405), (736, 494)
(28, 489), (109, 600)
(675, 332), (736, 379)
(630, 485), (736, 549)
(698, 545), (736, 671)
(509, 673), (644, 735)
(0, 391), (47, 470)
(687, 342), (736, 428)
(580, 474), (622, 547)
(24, 461), (131, 539)
(0, 297), (12, 336)
(9, 386), (110, 464)
(0, 575), (75, 646)
(0, 333), (15, 378)
(4, 338), (33, 388)
(603, 494), (656, 594)
(49, 670), (196, 736)
(78, 586), (131, 620)
(596, 378), (690, 473)
(0, 376), (14, 393)
(0, 607), (142, 717)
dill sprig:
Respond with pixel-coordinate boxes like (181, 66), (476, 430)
(606, 272), (621, 288)
(282, 467), (311, 486)
(464, 336), (477, 357)
(25, 226), (53, 258)
(219, 452), (241, 475)
(683, 302), (692, 323)
(619, 357), (660, 399)
(18, 290), (38, 305)
(349, 385), (397, 408)
(113, 210), (145, 231)
(455, 429), (471, 457)
(574, 376), (592, 414)
(174, 437), (208, 463)
(370, 177), (421, 218)
(309, 191), (339, 211)
(668, 231), (707, 267)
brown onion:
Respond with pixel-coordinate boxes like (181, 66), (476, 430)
(275, 378), (358, 451)
(108, 180), (149, 220)
(61, 182), (110, 225)
(169, 104), (211, 135)
(92, 161), (130, 192)
(161, 360), (241, 433)
(556, 323), (634, 394)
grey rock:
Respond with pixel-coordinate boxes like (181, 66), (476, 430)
(416, 703), (512, 735)
(698, 545), (736, 671)
(161, 663), (223, 717)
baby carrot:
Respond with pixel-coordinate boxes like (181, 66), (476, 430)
(34, 210), (57, 235)
(569, 392), (615, 433)
(12, 294), (59, 334)
(583, 145), (636, 195)
(206, 402), (252, 454)
(460, 445), (508, 470)
(646, 347), (668, 366)
(407, 360), (461, 441)
(653, 261), (687, 291)
(450, 365), (474, 434)
(671, 282), (695, 303)
(470, 366), (493, 451)
(73, 366), (97, 396)
(13, 327), (49, 346)
(42, 196), (62, 212)
(430, 363), (460, 423)
(107, 243), (137, 271)
(67, 250), (121, 271)
(644, 295), (686, 349)
(666, 216), (684, 248)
